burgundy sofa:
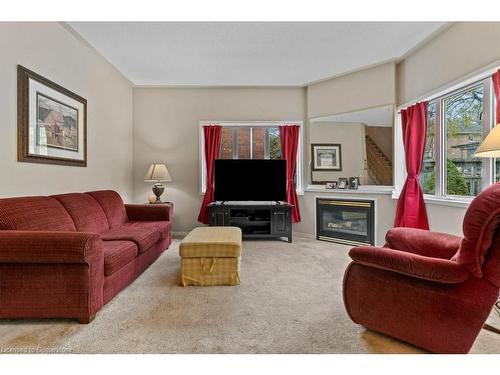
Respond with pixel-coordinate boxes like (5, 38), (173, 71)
(343, 183), (500, 353)
(0, 190), (172, 323)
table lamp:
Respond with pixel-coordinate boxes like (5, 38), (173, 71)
(475, 123), (500, 157)
(144, 163), (172, 204)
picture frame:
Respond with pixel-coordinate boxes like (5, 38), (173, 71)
(338, 177), (348, 189)
(17, 65), (87, 167)
(311, 143), (342, 171)
(349, 177), (360, 190)
(325, 181), (338, 189)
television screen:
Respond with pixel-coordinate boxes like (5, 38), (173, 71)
(214, 159), (287, 201)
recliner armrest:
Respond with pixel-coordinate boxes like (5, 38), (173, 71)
(385, 227), (462, 259)
(349, 246), (470, 284)
(125, 204), (173, 222)
(0, 231), (103, 265)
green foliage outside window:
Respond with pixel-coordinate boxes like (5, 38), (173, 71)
(423, 159), (469, 196)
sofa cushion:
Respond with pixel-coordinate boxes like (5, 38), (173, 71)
(129, 221), (172, 240)
(52, 193), (110, 234)
(0, 196), (76, 231)
(86, 190), (127, 228)
(103, 241), (138, 276)
(100, 222), (160, 253)
(179, 227), (242, 258)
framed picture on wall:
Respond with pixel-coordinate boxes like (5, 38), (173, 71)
(17, 65), (87, 167)
(311, 143), (342, 171)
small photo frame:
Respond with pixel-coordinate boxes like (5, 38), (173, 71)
(338, 178), (348, 189)
(325, 181), (338, 189)
(311, 143), (342, 171)
(349, 177), (360, 190)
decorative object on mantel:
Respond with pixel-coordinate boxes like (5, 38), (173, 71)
(474, 68), (500, 334)
(338, 178), (348, 189)
(349, 177), (360, 190)
(144, 163), (173, 204)
(17, 65), (87, 167)
(325, 181), (337, 189)
(311, 143), (342, 171)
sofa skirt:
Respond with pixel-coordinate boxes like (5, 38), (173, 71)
(180, 257), (240, 287)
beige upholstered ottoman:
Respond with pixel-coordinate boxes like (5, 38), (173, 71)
(179, 226), (242, 286)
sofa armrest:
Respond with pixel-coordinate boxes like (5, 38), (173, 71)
(349, 246), (470, 284)
(0, 231), (103, 264)
(385, 227), (462, 259)
(125, 204), (173, 222)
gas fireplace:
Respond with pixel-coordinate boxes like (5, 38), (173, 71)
(316, 198), (375, 246)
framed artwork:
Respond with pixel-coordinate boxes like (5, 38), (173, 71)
(17, 65), (87, 167)
(338, 178), (348, 189)
(325, 181), (338, 189)
(349, 177), (360, 190)
(311, 143), (342, 171)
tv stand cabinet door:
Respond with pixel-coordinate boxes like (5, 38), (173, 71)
(271, 207), (291, 239)
(209, 206), (230, 226)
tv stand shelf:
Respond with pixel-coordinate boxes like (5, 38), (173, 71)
(208, 202), (292, 243)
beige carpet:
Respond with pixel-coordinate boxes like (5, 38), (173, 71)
(0, 236), (499, 354)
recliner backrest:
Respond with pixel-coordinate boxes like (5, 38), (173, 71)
(455, 183), (500, 278)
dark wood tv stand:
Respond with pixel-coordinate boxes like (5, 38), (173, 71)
(208, 202), (293, 243)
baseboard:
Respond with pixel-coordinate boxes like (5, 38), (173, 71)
(293, 231), (315, 239)
(172, 231), (189, 239)
(173, 230), (316, 240)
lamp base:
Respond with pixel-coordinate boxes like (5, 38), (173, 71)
(152, 183), (165, 204)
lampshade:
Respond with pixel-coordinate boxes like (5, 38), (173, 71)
(144, 163), (172, 182)
(475, 124), (500, 157)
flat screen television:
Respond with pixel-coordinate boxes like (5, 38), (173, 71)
(214, 159), (287, 201)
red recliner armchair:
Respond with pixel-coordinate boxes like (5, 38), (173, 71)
(343, 183), (500, 353)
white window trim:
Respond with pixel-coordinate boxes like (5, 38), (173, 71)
(199, 120), (304, 196)
(393, 64), (499, 208)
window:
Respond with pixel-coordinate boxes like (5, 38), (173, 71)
(420, 101), (436, 194)
(444, 85), (485, 197)
(200, 122), (302, 193)
(396, 75), (495, 203)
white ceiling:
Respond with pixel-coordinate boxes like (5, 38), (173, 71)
(67, 22), (446, 86)
(312, 105), (394, 127)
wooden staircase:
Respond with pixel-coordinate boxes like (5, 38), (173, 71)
(365, 135), (392, 185)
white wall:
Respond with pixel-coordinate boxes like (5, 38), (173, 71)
(0, 23), (133, 201)
(308, 63), (396, 118)
(398, 22), (500, 106)
(132, 87), (306, 233)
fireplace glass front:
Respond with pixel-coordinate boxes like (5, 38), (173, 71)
(316, 198), (374, 246)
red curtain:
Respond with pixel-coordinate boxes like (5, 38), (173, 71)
(197, 125), (222, 224)
(279, 125), (301, 223)
(493, 70), (500, 124)
(394, 102), (429, 229)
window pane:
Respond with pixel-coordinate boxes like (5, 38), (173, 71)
(269, 127), (282, 159)
(252, 128), (265, 159)
(420, 102), (436, 194)
(444, 85), (484, 197)
(237, 128), (250, 159)
(219, 128), (233, 159)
